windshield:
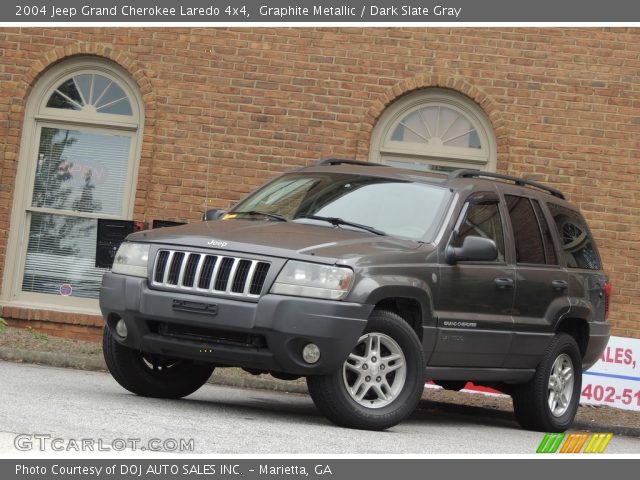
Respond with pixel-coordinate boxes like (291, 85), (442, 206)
(231, 173), (450, 241)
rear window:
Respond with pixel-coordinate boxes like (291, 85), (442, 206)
(546, 203), (601, 270)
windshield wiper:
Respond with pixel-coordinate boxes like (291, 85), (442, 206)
(297, 215), (386, 236)
(235, 210), (288, 222)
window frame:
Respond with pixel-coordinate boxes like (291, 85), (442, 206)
(37, 67), (140, 128)
(370, 89), (497, 172)
(27, 121), (138, 220)
(1, 57), (144, 312)
(450, 192), (507, 265)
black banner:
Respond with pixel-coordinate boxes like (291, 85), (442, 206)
(5, 459), (640, 480)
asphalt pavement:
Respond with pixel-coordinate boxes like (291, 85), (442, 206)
(1, 361), (639, 455)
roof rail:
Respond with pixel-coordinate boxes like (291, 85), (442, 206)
(448, 169), (565, 199)
(316, 158), (388, 167)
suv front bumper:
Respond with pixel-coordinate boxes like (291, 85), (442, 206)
(100, 272), (373, 375)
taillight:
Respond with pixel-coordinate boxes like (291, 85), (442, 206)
(604, 281), (612, 321)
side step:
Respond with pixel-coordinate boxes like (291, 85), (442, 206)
(425, 366), (535, 384)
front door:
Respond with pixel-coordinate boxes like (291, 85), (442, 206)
(432, 193), (515, 367)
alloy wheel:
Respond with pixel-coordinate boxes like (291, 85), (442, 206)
(342, 332), (407, 409)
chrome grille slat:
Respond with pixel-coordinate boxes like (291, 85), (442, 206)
(151, 250), (270, 298)
(225, 258), (241, 294)
(198, 255), (217, 290)
(176, 253), (189, 287)
(181, 253), (200, 288)
(167, 252), (185, 285)
(162, 251), (175, 284)
(154, 251), (170, 283)
(243, 261), (259, 295)
(250, 262), (270, 295)
(211, 257), (233, 293)
(191, 254), (206, 289)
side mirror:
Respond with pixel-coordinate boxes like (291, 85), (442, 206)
(203, 209), (226, 221)
(445, 236), (498, 265)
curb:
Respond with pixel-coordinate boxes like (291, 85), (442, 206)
(0, 346), (307, 394)
(573, 419), (640, 439)
(0, 347), (107, 372)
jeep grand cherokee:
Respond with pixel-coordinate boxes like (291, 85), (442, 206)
(100, 159), (611, 431)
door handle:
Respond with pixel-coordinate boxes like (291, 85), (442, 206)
(551, 280), (569, 290)
(494, 277), (514, 289)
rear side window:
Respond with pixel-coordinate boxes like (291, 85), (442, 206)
(505, 195), (546, 264)
(546, 203), (601, 269)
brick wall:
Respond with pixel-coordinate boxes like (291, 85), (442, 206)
(0, 27), (638, 340)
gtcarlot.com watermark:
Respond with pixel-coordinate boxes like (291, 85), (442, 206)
(14, 434), (195, 452)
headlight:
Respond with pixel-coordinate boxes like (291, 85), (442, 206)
(271, 261), (354, 300)
(111, 242), (150, 278)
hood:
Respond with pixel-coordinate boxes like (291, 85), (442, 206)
(128, 219), (423, 262)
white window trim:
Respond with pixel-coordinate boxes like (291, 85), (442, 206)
(369, 88), (497, 172)
(1, 57), (144, 313)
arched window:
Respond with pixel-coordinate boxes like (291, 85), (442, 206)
(3, 57), (143, 309)
(370, 89), (496, 173)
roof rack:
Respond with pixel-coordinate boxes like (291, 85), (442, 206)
(448, 169), (565, 199)
(316, 158), (388, 167)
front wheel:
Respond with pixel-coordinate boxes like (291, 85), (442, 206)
(103, 327), (215, 399)
(511, 333), (582, 432)
(307, 310), (425, 431)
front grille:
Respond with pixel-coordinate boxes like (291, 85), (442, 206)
(151, 250), (271, 298)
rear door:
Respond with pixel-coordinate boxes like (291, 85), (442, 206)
(501, 192), (568, 369)
(432, 192), (515, 368)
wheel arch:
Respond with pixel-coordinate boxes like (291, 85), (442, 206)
(555, 317), (589, 359)
(364, 283), (434, 326)
(374, 297), (425, 341)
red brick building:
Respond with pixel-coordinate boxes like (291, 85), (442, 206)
(0, 27), (638, 341)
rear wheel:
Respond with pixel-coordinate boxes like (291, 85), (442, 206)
(307, 310), (425, 430)
(511, 333), (581, 432)
(103, 327), (214, 399)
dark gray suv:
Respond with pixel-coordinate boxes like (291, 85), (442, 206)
(100, 159), (611, 432)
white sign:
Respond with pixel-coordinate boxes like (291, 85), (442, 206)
(581, 335), (640, 411)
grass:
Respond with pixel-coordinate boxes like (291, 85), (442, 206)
(63, 338), (102, 355)
(0, 325), (103, 357)
(0, 318), (7, 334)
(26, 326), (49, 343)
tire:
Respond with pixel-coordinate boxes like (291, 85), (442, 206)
(511, 333), (581, 432)
(306, 310), (425, 431)
(103, 326), (215, 399)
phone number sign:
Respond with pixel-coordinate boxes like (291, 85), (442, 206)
(581, 336), (640, 411)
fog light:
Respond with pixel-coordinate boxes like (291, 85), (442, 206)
(302, 343), (320, 364)
(115, 318), (128, 339)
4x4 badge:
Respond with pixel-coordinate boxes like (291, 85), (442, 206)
(207, 239), (228, 248)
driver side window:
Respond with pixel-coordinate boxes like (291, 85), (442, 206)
(454, 201), (505, 262)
